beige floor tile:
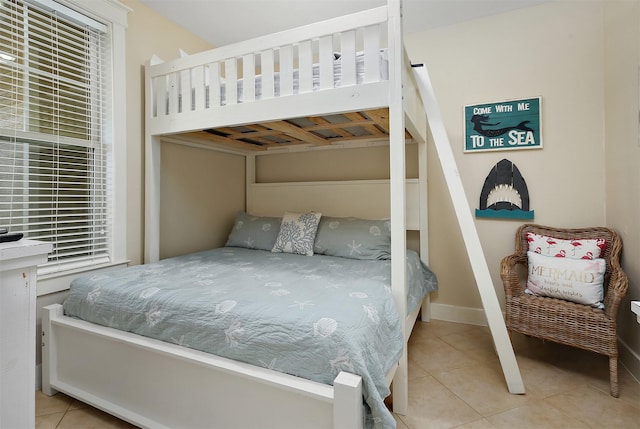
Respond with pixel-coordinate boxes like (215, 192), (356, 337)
(544, 350), (611, 384)
(408, 353), (430, 380)
(546, 384), (640, 429)
(397, 375), (483, 429)
(35, 390), (73, 416)
(509, 333), (552, 359)
(394, 413), (410, 429)
(516, 354), (591, 398)
(57, 407), (137, 429)
(453, 418), (498, 429)
(510, 333), (639, 401)
(577, 360), (635, 398)
(408, 320), (440, 341)
(617, 368), (640, 406)
(433, 362), (531, 416)
(36, 411), (64, 429)
(409, 335), (477, 375)
(416, 319), (480, 339)
(486, 399), (585, 429)
(68, 398), (91, 410)
(438, 327), (498, 365)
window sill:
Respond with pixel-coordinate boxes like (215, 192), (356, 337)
(37, 259), (130, 297)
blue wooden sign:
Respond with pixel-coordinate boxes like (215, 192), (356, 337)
(464, 97), (542, 152)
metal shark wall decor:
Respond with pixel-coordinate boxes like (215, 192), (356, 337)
(476, 159), (534, 220)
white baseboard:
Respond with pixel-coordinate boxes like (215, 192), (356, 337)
(430, 302), (488, 326)
(619, 337), (640, 383)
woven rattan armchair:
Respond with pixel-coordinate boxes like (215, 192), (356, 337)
(501, 224), (628, 397)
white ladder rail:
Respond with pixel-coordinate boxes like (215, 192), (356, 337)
(411, 64), (525, 395)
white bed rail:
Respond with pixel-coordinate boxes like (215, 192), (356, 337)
(42, 304), (364, 429)
(146, 7), (390, 135)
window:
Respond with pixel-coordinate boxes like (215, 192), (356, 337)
(0, 0), (124, 276)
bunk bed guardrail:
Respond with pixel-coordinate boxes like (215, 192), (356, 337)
(146, 6), (392, 135)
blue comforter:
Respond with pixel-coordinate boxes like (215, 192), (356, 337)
(64, 247), (437, 428)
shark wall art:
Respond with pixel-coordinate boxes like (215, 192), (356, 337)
(476, 159), (534, 220)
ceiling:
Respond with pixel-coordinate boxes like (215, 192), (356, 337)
(138, 0), (549, 48)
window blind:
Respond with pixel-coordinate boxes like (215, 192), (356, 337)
(0, 0), (112, 274)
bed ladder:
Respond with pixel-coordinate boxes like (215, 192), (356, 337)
(411, 64), (525, 395)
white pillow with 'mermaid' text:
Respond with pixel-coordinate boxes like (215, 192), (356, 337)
(526, 251), (605, 308)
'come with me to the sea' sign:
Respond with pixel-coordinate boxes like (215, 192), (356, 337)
(464, 97), (542, 153)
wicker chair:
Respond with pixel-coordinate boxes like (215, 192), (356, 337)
(500, 224), (628, 397)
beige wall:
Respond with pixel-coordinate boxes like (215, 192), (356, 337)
(160, 142), (245, 259)
(604, 0), (640, 377)
(403, 1), (608, 311)
(256, 144), (419, 182)
(120, 0), (223, 264)
(404, 1), (609, 312)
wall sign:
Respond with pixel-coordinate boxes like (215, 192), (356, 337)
(464, 97), (542, 152)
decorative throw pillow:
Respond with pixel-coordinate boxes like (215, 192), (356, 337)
(225, 212), (281, 251)
(314, 216), (391, 260)
(272, 212), (322, 256)
(526, 232), (606, 260)
(525, 251), (606, 308)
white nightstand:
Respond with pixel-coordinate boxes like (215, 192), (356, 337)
(0, 239), (52, 429)
(632, 301), (640, 324)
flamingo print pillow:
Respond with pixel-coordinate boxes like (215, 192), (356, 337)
(526, 251), (606, 308)
(526, 232), (606, 259)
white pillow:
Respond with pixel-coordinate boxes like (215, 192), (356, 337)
(271, 212), (321, 256)
(526, 251), (606, 308)
(526, 232), (606, 259)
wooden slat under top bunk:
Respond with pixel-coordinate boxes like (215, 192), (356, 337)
(170, 107), (413, 153)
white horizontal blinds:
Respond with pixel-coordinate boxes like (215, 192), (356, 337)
(0, 0), (111, 274)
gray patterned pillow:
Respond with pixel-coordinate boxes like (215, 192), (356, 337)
(271, 212), (322, 256)
(314, 216), (391, 260)
(225, 212), (281, 251)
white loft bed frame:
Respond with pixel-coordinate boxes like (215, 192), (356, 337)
(42, 179), (426, 429)
(43, 1), (523, 427)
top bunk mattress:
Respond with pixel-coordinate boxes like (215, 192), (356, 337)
(63, 246), (437, 429)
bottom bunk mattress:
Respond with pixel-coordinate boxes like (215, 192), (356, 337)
(63, 247), (437, 428)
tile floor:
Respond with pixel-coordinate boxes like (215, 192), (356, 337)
(36, 319), (640, 429)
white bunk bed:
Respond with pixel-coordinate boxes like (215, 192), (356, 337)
(42, 1), (434, 427)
